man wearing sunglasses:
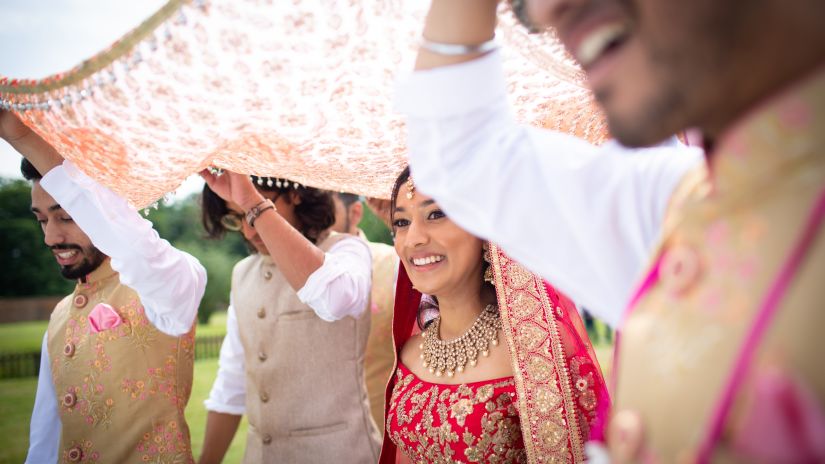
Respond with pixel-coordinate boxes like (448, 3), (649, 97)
(197, 172), (380, 463)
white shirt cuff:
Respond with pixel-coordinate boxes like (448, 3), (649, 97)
(204, 399), (246, 416)
(296, 237), (372, 322)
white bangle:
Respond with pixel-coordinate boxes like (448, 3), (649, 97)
(420, 36), (497, 56)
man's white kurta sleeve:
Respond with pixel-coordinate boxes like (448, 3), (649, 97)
(397, 51), (702, 327)
(39, 161), (206, 336)
(204, 303), (247, 415)
(25, 333), (60, 464)
(296, 236), (373, 322)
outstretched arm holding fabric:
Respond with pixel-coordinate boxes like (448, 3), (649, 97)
(1, 110), (206, 464)
(0, 110), (63, 175)
(400, 1), (702, 328)
(200, 169), (371, 322)
(415, 0), (498, 70)
(0, 111), (206, 335)
(198, 172), (374, 461)
(200, 169), (325, 291)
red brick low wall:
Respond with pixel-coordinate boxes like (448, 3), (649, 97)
(0, 296), (62, 323)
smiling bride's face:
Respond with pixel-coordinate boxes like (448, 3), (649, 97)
(392, 189), (485, 298)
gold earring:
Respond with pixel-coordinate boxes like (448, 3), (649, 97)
(483, 243), (494, 284)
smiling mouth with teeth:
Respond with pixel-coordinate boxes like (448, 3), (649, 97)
(412, 255), (445, 266)
(57, 250), (78, 259)
(575, 23), (630, 68)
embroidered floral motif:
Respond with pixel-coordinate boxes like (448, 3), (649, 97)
(90, 342), (112, 373)
(60, 369), (115, 429)
(61, 439), (100, 463)
(121, 352), (189, 409)
(491, 247), (598, 463)
(135, 420), (191, 463)
(569, 357), (598, 413)
(387, 364), (526, 463)
(49, 269), (195, 463)
(117, 298), (157, 349)
(516, 323), (547, 353)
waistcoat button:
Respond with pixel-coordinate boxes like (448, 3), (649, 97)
(67, 446), (83, 462)
(660, 244), (702, 295)
(63, 342), (75, 357)
(62, 392), (77, 408)
(73, 294), (88, 309)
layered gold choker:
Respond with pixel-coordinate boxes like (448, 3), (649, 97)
(420, 304), (501, 378)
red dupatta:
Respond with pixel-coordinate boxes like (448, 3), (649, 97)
(379, 243), (610, 463)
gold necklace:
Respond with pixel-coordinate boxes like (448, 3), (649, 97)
(419, 304), (501, 378)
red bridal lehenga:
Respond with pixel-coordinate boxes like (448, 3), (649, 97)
(382, 243), (610, 464)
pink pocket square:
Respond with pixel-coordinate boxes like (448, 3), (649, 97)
(88, 303), (123, 334)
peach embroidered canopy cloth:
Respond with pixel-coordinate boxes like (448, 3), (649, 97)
(0, 0), (607, 208)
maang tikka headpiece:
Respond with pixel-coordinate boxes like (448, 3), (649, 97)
(405, 177), (415, 200)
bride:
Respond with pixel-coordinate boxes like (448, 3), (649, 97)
(380, 167), (610, 463)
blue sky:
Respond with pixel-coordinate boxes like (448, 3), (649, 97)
(0, 0), (203, 197)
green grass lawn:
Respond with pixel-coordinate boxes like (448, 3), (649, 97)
(0, 321), (50, 353)
(0, 376), (39, 464)
(0, 358), (247, 463)
(0, 313), (612, 463)
(187, 359), (249, 463)
(0, 312), (248, 463)
(0, 311), (230, 353)
(196, 311), (230, 338)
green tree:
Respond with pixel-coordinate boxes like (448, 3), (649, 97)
(0, 178), (247, 324)
(0, 178), (72, 296)
(177, 241), (239, 324)
(359, 203), (393, 245)
(145, 193), (247, 324)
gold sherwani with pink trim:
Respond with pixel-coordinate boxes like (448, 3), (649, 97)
(610, 70), (825, 462)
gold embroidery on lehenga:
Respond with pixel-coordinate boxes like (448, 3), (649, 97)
(571, 357), (598, 412)
(516, 323), (547, 353)
(388, 367), (525, 463)
(510, 291), (540, 319)
(526, 356), (555, 382)
(534, 386), (562, 414)
(491, 244), (587, 463)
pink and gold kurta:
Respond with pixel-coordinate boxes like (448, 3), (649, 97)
(609, 69), (825, 462)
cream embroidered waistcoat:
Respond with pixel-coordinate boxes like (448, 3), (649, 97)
(362, 238), (398, 431)
(47, 259), (195, 463)
(232, 233), (381, 463)
(609, 70), (825, 462)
